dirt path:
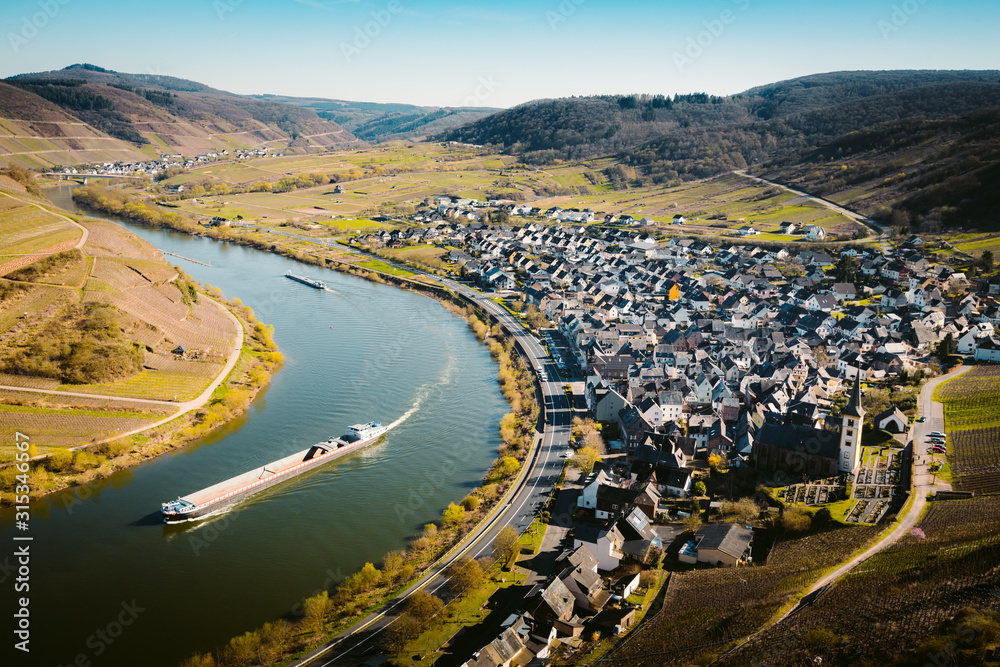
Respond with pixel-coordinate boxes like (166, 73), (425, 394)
(1, 294), (245, 450)
(4, 191), (90, 250)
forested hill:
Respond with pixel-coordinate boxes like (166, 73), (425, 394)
(253, 94), (499, 143)
(0, 64), (357, 168)
(439, 70), (1000, 230)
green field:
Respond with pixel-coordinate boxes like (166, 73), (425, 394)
(61, 368), (218, 402)
(168, 146), (863, 241)
(354, 259), (416, 278)
(935, 366), (1000, 431)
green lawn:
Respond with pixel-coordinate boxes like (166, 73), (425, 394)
(354, 259), (416, 278)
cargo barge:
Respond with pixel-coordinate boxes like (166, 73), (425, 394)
(285, 272), (327, 289)
(161, 422), (389, 522)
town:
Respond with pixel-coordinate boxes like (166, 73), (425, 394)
(51, 147), (274, 179)
(346, 201), (998, 665)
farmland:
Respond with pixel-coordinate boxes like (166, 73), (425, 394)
(0, 179), (240, 457)
(607, 523), (882, 666)
(159, 144), (862, 241)
(721, 497), (1000, 666)
(0, 196), (82, 257)
(0, 404), (164, 455)
(934, 365), (1000, 495)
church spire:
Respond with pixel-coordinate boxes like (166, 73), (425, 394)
(843, 369), (865, 419)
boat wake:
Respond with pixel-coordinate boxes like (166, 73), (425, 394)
(384, 348), (457, 432)
(323, 286), (343, 296)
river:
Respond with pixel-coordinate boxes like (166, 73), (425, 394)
(1, 184), (506, 666)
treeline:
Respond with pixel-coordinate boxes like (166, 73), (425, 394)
(439, 71), (1000, 228)
(73, 184), (202, 233)
(4, 78), (114, 111)
(180, 304), (540, 667)
(110, 82), (177, 107)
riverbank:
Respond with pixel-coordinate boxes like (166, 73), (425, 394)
(180, 306), (540, 667)
(69, 183), (547, 667)
(0, 286), (283, 506)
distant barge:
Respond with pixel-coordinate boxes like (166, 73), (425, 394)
(285, 272), (326, 289)
(161, 422), (389, 522)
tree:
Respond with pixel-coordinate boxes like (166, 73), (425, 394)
(496, 455), (520, 479)
(180, 654), (216, 667)
(443, 502), (465, 525)
(569, 446), (602, 475)
(447, 556), (484, 593)
(707, 454), (722, 470)
(224, 631), (260, 667)
(257, 620), (291, 665)
(979, 250), (994, 274)
(693, 481), (707, 497)
(938, 332), (956, 360)
(385, 591), (444, 652)
(302, 591), (333, 635)
(835, 255), (859, 284)
(355, 562), (381, 592)
(494, 525), (520, 569)
(382, 550), (405, 585)
(782, 507), (812, 533)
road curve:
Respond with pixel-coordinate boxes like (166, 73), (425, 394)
(773, 364), (972, 623)
(733, 170), (889, 245)
(2, 294), (245, 451)
(286, 262), (571, 666)
(5, 191), (90, 250)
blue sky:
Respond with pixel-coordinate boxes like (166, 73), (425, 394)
(2, 0), (997, 107)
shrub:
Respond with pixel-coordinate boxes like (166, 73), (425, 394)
(782, 507), (813, 533)
(443, 502), (465, 525)
(45, 448), (75, 473)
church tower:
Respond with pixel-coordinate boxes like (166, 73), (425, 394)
(839, 371), (865, 473)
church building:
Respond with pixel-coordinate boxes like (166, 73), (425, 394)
(752, 373), (865, 479)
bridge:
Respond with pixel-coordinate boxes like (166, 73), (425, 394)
(43, 172), (140, 185)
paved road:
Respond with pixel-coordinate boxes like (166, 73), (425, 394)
(276, 243), (573, 665)
(733, 170), (890, 250)
(774, 364), (971, 624)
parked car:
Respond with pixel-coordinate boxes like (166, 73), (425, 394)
(932, 446), (947, 454)
(930, 431), (946, 438)
(916, 416), (926, 423)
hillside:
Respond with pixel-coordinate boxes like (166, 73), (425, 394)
(0, 64), (357, 169)
(440, 70), (1000, 230)
(254, 94), (499, 142)
(0, 170), (238, 455)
